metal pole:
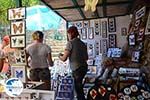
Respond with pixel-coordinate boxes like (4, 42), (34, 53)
(16, 0), (22, 7)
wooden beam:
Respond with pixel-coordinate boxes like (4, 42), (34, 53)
(68, 13), (130, 22)
(71, 0), (86, 19)
(53, 1), (132, 10)
(102, 0), (107, 17)
(41, 0), (67, 21)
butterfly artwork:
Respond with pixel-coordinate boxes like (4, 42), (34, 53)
(7, 50), (26, 65)
(108, 17), (116, 33)
(16, 70), (23, 78)
(11, 66), (26, 82)
(10, 35), (25, 48)
(11, 20), (25, 35)
(8, 7), (26, 20)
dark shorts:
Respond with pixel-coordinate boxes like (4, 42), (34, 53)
(30, 68), (50, 81)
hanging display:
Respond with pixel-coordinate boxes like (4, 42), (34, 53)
(102, 21), (107, 38)
(11, 65), (26, 82)
(8, 7), (26, 20)
(135, 6), (146, 20)
(137, 28), (145, 41)
(75, 21), (83, 29)
(94, 20), (100, 36)
(128, 34), (135, 46)
(7, 50), (26, 65)
(131, 51), (141, 62)
(108, 17), (116, 32)
(102, 39), (107, 55)
(88, 27), (94, 39)
(95, 40), (100, 55)
(108, 34), (116, 48)
(87, 43), (95, 58)
(83, 20), (90, 28)
(81, 28), (87, 40)
(121, 27), (127, 36)
(10, 20), (25, 35)
(10, 35), (26, 48)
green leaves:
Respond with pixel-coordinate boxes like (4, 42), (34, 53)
(0, 0), (39, 25)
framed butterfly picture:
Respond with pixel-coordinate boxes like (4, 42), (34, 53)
(7, 49), (26, 65)
(10, 35), (26, 48)
(10, 20), (26, 35)
(11, 65), (27, 82)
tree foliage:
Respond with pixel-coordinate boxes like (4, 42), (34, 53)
(0, 0), (39, 25)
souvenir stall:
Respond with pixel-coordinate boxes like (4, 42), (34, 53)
(1, 0), (150, 100)
(66, 3), (150, 100)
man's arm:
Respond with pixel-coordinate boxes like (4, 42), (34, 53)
(59, 50), (70, 62)
(47, 52), (53, 66)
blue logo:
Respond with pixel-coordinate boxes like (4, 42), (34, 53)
(5, 78), (23, 97)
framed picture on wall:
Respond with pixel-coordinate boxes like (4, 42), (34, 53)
(11, 65), (27, 82)
(95, 40), (100, 55)
(102, 21), (107, 38)
(88, 27), (94, 39)
(131, 51), (141, 62)
(7, 50), (26, 65)
(10, 35), (26, 48)
(83, 20), (89, 28)
(108, 17), (116, 32)
(135, 6), (146, 20)
(94, 20), (100, 36)
(108, 34), (116, 48)
(87, 43), (95, 58)
(102, 39), (107, 55)
(137, 28), (145, 41)
(75, 21), (83, 29)
(81, 28), (87, 40)
(10, 20), (26, 35)
(121, 27), (127, 36)
(128, 34), (135, 46)
(8, 7), (26, 20)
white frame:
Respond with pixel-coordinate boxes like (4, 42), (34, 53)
(101, 21), (107, 38)
(83, 20), (89, 28)
(8, 7), (26, 20)
(11, 65), (27, 83)
(88, 27), (94, 39)
(135, 6), (146, 20)
(7, 49), (26, 65)
(10, 35), (26, 48)
(81, 28), (87, 40)
(131, 51), (140, 62)
(108, 17), (116, 32)
(121, 27), (127, 36)
(10, 20), (26, 35)
(94, 20), (100, 36)
(75, 21), (83, 29)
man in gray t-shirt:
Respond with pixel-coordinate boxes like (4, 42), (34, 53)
(26, 31), (53, 90)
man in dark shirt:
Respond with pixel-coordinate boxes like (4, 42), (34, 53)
(59, 26), (88, 100)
